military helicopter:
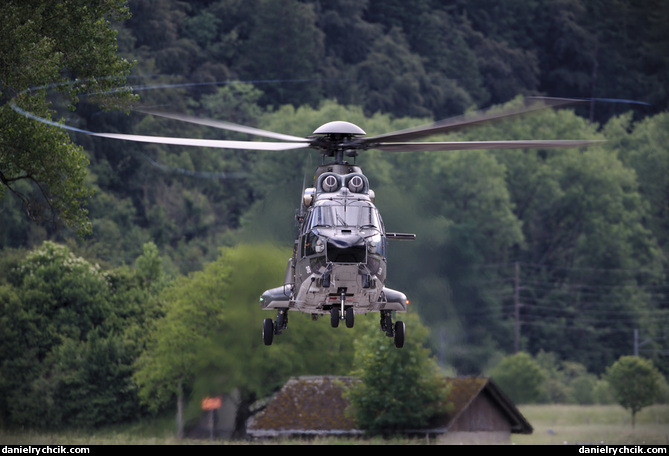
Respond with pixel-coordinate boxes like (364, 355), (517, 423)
(28, 96), (599, 348)
(259, 120), (418, 348)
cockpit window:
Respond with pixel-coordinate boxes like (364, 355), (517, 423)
(309, 201), (380, 230)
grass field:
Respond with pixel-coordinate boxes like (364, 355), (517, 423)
(512, 404), (669, 445)
(2, 404), (668, 445)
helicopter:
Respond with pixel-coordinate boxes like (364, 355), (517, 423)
(259, 120), (418, 348)
(25, 95), (600, 348)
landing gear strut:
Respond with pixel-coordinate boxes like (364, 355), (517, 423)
(330, 290), (355, 328)
(380, 310), (405, 348)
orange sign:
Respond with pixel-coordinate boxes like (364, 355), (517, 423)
(201, 396), (222, 410)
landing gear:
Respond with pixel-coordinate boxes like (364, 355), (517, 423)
(345, 306), (354, 328)
(331, 290), (355, 328)
(262, 309), (288, 346)
(330, 306), (340, 328)
(380, 311), (405, 348)
(394, 321), (405, 348)
(381, 311), (393, 335)
(331, 306), (355, 328)
(276, 309), (288, 333)
(262, 318), (274, 346)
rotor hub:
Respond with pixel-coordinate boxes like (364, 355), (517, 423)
(312, 121), (366, 136)
(311, 122), (366, 164)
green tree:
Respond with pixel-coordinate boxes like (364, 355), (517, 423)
(0, 242), (146, 428)
(0, 0), (136, 236)
(354, 27), (441, 118)
(238, 0), (324, 107)
(456, 99), (662, 373)
(134, 243), (359, 438)
(612, 112), (669, 258)
(605, 356), (663, 427)
(133, 256), (231, 438)
(345, 312), (451, 434)
(490, 352), (546, 404)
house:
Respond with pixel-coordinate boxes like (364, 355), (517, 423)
(246, 375), (532, 444)
(435, 376), (533, 444)
(247, 376), (361, 438)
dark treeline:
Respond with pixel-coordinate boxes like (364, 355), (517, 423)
(1, 0), (668, 429)
(118, 0), (668, 122)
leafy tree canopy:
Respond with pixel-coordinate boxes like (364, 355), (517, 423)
(605, 356), (663, 427)
(0, 0), (136, 236)
(0, 241), (153, 428)
(489, 352), (546, 404)
(346, 312), (451, 434)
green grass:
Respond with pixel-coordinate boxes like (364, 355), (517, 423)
(2, 404), (668, 445)
(512, 404), (669, 445)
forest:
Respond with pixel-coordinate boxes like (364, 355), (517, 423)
(1, 0), (668, 431)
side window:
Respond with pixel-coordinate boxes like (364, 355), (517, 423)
(304, 231), (321, 256)
(376, 209), (385, 232)
(302, 210), (313, 235)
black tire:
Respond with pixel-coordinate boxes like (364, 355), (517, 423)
(330, 307), (340, 328)
(394, 321), (405, 348)
(345, 307), (354, 328)
(262, 318), (274, 346)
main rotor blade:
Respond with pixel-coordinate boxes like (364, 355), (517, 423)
(362, 97), (586, 144)
(90, 132), (311, 151)
(136, 109), (309, 142)
(373, 139), (604, 152)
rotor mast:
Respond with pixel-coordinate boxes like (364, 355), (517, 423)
(310, 121), (367, 165)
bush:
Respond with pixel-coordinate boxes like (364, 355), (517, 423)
(489, 352), (545, 404)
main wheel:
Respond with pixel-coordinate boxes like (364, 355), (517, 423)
(394, 321), (405, 348)
(330, 307), (340, 328)
(345, 307), (354, 328)
(262, 318), (274, 346)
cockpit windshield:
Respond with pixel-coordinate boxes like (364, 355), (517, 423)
(309, 200), (380, 230)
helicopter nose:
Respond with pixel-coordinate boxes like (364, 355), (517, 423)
(328, 231), (365, 248)
(327, 234), (366, 263)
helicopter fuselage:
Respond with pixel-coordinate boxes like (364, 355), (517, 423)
(260, 163), (409, 317)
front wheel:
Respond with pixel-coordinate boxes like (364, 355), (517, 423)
(262, 318), (274, 346)
(345, 307), (354, 328)
(330, 307), (340, 328)
(394, 321), (405, 348)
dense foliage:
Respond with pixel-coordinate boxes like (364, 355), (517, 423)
(346, 312), (451, 433)
(0, 0), (136, 236)
(117, 0), (669, 122)
(489, 352), (546, 404)
(1, 0), (668, 433)
(0, 242), (160, 428)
